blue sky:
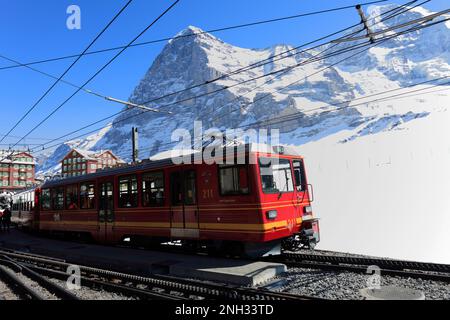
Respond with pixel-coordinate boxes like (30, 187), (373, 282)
(0, 0), (447, 152)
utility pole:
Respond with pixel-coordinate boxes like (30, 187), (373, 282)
(132, 127), (139, 163)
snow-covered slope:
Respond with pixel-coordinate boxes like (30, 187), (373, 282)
(300, 89), (450, 264)
(36, 124), (111, 177)
(35, 4), (450, 263)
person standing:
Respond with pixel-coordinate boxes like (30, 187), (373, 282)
(0, 209), (3, 232)
(2, 206), (11, 233)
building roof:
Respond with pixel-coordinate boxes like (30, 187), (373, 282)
(65, 148), (124, 162)
(70, 148), (98, 160)
(0, 150), (35, 165)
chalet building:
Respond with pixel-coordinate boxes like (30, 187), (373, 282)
(61, 148), (124, 178)
(0, 150), (36, 191)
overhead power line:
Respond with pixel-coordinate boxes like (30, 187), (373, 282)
(30, 15), (449, 155)
(31, 6), (443, 154)
(0, 54), (173, 115)
(0, 0), (388, 72)
(3, 0), (411, 128)
(333, 8), (450, 43)
(0, 0), (134, 145)
(206, 16), (450, 128)
(119, 77), (450, 158)
(1, 0), (180, 163)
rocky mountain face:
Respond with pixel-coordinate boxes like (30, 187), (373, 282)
(37, 4), (450, 174)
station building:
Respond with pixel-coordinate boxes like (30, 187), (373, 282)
(0, 150), (36, 191)
(61, 148), (124, 178)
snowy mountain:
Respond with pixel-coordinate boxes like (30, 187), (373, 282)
(38, 4), (450, 169)
(36, 4), (450, 262)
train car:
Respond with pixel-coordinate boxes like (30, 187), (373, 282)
(11, 187), (36, 229)
(34, 143), (320, 257)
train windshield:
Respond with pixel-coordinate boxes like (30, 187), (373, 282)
(259, 157), (294, 194)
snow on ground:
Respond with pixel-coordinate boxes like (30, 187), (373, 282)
(299, 91), (450, 264)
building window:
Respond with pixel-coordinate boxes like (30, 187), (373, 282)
(82, 163), (86, 169)
(3, 181), (8, 186)
(90, 164), (96, 170)
(142, 172), (164, 207)
(13, 180), (18, 186)
(119, 175), (138, 208)
(259, 157), (294, 194)
(68, 158), (72, 164)
(41, 189), (51, 210)
(65, 185), (79, 210)
(52, 188), (64, 210)
(219, 165), (249, 195)
(80, 183), (95, 209)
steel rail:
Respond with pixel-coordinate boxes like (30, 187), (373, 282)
(281, 252), (450, 273)
(261, 252), (450, 283)
(0, 264), (45, 300)
(0, 249), (320, 300)
(278, 260), (450, 283)
(24, 263), (186, 300)
(0, 255), (79, 300)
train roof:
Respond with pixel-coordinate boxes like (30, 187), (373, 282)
(42, 143), (303, 188)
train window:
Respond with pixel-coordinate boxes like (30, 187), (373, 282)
(80, 183), (96, 209)
(293, 160), (306, 191)
(52, 188), (64, 210)
(259, 157), (294, 194)
(119, 175), (138, 208)
(170, 172), (182, 205)
(41, 189), (51, 210)
(219, 165), (249, 195)
(65, 185), (79, 210)
(142, 171), (164, 207)
(184, 170), (196, 205)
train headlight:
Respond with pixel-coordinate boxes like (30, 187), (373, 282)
(303, 206), (313, 214)
(266, 210), (277, 220)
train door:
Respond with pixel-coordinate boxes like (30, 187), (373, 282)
(98, 180), (115, 243)
(292, 159), (309, 216)
(169, 168), (199, 238)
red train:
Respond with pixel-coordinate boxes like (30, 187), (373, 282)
(13, 144), (319, 257)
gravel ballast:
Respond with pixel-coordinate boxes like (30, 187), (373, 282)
(270, 267), (450, 300)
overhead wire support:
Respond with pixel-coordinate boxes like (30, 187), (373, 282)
(104, 96), (172, 114)
(333, 8), (450, 43)
(356, 4), (376, 43)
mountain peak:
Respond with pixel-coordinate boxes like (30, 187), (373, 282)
(178, 25), (205, 36)
(169, 25), (221, 46)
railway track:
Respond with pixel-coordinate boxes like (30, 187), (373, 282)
(0, 249), (321, 300)
(0, 255), (78, 300)
(269, 252), (450, 283)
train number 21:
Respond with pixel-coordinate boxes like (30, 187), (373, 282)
(202, 189), (213, 199)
